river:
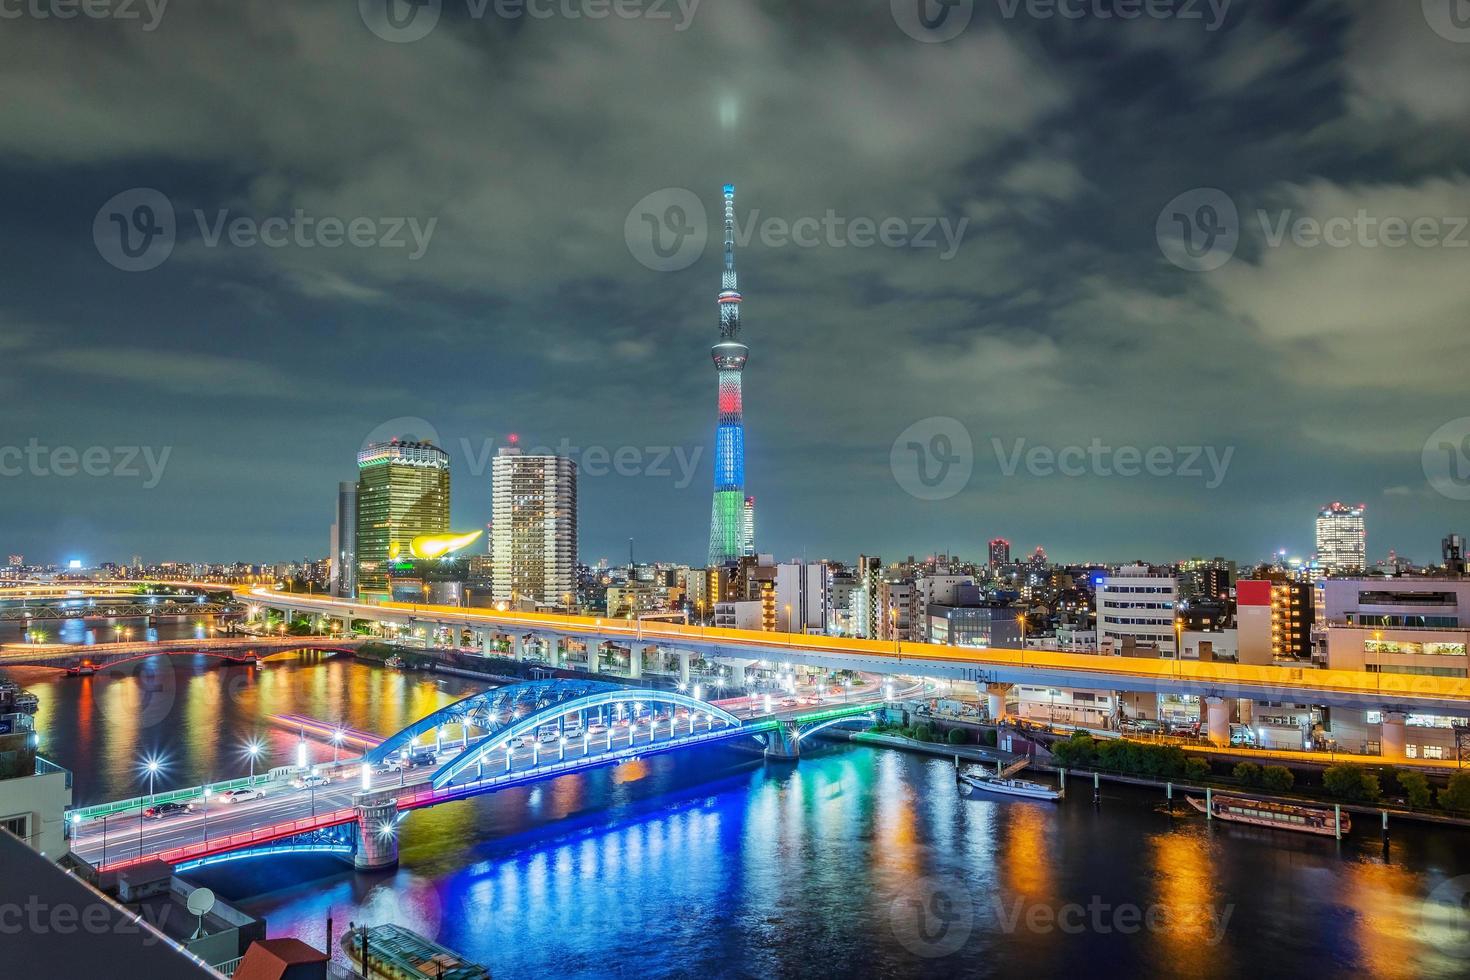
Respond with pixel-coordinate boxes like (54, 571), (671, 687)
(5, 654), (1469, 978)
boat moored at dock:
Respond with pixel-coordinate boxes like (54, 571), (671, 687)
(1187, 793), (1349, 837)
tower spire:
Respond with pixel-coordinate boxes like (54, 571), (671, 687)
(709, 183), (751, 566)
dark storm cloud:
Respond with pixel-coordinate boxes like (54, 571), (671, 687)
(0, 0), (1467, 565)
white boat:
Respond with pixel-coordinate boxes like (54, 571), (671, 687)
(959, 770), (1063, 801)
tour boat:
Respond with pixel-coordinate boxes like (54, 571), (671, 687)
(1187, 794), (1349, 836)
(959, 768), (1063, 801)
(342, 923), (489, 980)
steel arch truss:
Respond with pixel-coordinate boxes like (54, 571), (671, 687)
(796, 712), (879, 743)
(431, 688), (744, 789)
(365, 679), (625, 766)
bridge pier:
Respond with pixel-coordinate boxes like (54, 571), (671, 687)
(629, 646), (642, 680)
(1205, 697), (1231, 746)
(353, 799), (399, 871)
(985, 683), (1012, 723)
(764, 720), (801, 761)
(677, 650), (692, 687)
(1380, 711), (1407, 761)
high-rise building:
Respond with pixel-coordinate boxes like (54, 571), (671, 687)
(330, 481), (357, 598)
(854, 554), (884, 638)
(1444, 534), (1466, 576)
(491, 445), (578, 608)
(1315, 502), (1366, 573)
(742, 496), (756, 558)
(708, 183), (751, 566)
(355, 440), (450, 597)
(1270, 579), (1314, 660)
(5, 555), (21, 568)
(988, 538), (1010, 568)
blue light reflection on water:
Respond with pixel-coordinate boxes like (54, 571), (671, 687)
(199, 743), (1470, 980)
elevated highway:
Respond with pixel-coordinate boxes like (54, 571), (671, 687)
(241, 590), (1470, 719)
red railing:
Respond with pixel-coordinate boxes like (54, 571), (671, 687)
(97, 806), (357, 873)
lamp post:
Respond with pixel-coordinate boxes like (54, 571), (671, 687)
(245, 738), (263, 780)
(332, 728), (345, 765)
(202, 787), (211, 843)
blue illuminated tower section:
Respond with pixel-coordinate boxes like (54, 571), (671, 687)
(709, 183), (750, 566)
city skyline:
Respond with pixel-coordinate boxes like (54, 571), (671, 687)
(4, 2), (1470, 566)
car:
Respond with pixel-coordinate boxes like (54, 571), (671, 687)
(537, 729), (561, 743)
(780, 698), (798, 707)
(292, 772), (330, 789)
(143, 801), (196, 819)
(507, 735), (530, 749)
(586, 723), (607, 735)
(219, 788), (265, 804)
(408, 750), (437, 767)
(563, 726), (584, 739)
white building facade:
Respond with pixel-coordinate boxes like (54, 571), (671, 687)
(490, 447), (578, 608)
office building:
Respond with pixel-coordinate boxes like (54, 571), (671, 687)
(988, 539), (1009, 568)
(1315, 502), (1366, 573)
(330, 481), (357, 598)
(1096, 564), (1179, 656)
(355, 440), (451, 596)
(491, 446), (578, 608)
(742, 496), (756, 558)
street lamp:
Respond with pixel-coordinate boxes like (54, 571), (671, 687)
(244, 739), (263, 780)
(332, 728), (345, 764)
(141, 755), (163, 802)
(201, 788), (211, 843)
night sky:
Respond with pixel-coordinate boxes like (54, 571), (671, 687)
(2, 0), (1468, 567)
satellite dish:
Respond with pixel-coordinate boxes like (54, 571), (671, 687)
(187, 888), (216, 940)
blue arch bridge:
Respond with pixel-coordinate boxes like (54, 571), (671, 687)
(74, 680), (883, 875)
